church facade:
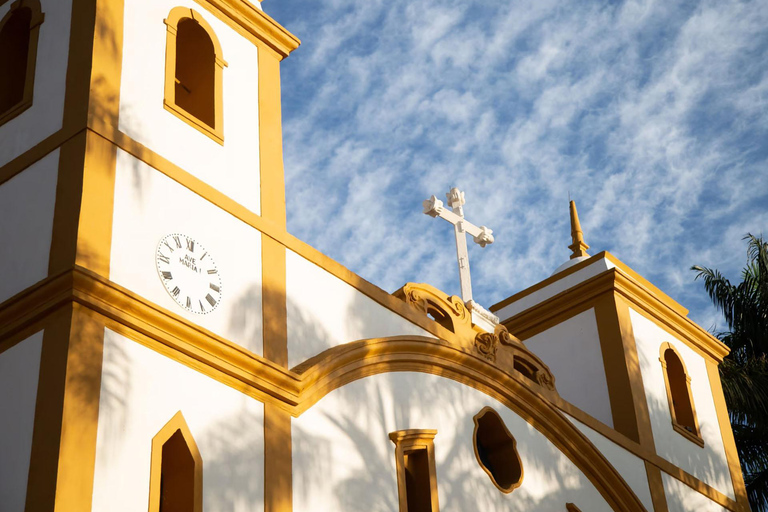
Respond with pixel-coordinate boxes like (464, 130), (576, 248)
(0, 1), (750, 511)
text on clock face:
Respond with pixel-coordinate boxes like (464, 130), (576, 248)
(156, 234), (221, 314)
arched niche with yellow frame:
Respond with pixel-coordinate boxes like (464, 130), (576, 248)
(659, 342), (704, 447)
(148, 411), (203, 512)
(163, 7), (227, 144)
(0, 0), (44, 126)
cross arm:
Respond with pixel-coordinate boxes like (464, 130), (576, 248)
(423, 195), (495, 247)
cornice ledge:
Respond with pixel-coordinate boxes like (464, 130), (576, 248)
(611, 269), (730, 361)
(199, 0), (300, 58)
(501, 267), (729, 362)
(69, 266), (302, 401)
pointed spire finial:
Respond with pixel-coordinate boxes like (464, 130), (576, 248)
(568, 200), (590, 259)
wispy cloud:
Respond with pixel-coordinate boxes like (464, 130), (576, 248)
(269, 0), (768, 329)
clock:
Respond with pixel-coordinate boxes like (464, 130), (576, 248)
(155, 233), (222, 314)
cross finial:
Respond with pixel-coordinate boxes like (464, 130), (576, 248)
(568, 200), (590, 259)
(423, 187), (494, 302)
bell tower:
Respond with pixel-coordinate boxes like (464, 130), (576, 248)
(0, 0), (299, 510)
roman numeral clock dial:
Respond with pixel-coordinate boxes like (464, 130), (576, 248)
(156, 233), (222, 314)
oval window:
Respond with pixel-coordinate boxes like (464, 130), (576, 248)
(472, 407), (523, 493)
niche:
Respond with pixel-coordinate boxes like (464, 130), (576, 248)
(473, 407), (523, 493)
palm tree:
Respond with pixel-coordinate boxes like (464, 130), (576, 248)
(693, 234), (768, 511)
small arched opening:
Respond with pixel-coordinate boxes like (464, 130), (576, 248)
(0, 0), (44, 124)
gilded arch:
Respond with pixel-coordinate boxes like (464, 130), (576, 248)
(659, 341), (703, 446)
(0, 0), (44, 126)
(293, 335), (648, 512)
(163, 6), (227, 144)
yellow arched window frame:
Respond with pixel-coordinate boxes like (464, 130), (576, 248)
(0, 0), (44, 126)
(659, 342), (704, 447)
(163, 7), (227, 144)
(148, 411), (203, 512)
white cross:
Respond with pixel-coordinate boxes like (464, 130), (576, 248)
(423, 187), (494, 303)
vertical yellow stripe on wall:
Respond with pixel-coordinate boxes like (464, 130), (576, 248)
(258, 45), (287, 229)
(706, 360), (750, 511)
(258, 42), (292, 512)
(644, 460), (669, 512)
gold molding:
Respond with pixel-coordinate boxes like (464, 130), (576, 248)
(0, 0), (44, 127)
(645, 460), (669, 512)
(258, 44), (286, 227)
(264, 404), (292, 512)
(163, 7), (226, 144)
(1, 265), (744, 510)
(491, 251), (688, 318)
(148, 411), (203, 512)
(23, 303), (105, 512)
(502, 267), (729, 363)
(389, 429), (440, 512)
(194, 0), (300, 60)
(706, 359), (750, 511)
(395, 282), (556, 393)
(659, 342), (704, 447)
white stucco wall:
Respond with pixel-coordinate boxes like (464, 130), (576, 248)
(0, 0), (71, 167)
(630, 308), (734, 500)
(662, 473), (729, 512)
(525, 308), (613, 427)
(293, 372), (617, 512)
(92, 329), (264, 512)
(567, 415), (654, 511)
(286, 250), (433, 368)
(495, 257), (616, 321)
(119, 0), (261, 213)
(0, 331), (44, 512)
(110, 150), (263, 354)
(0, 151), (58, 303)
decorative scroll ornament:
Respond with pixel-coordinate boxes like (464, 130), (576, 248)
(395, 282), (557, 393)
(474, 332), (498, 361)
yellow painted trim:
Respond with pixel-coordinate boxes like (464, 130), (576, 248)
(0, 125), (82, 187)
(491, 251), (688, 318)
(163, 7), (226, 144)
(592, 293), (644, 444)
(0, 0), (44, 127)
(193, 0), (299, 60)
(502, 267), (729, 362)
(75, 124), (450, 343)
(706, 359), (750, 511)
(262, 235), (288, 365)
(472, 407), (523, 494)
(554, 393), (739, 511)
(645, 460), (670, 512)
(258, 44), (286, 226)
(148, 411), (203, 512)
(659, 342), (704, 447)
(23, 304), (105, 512)
(23, 306), (71, 512)
(1, 265), (741, 510)
(389, 429), (440, 512)
(264, 405), (292, 512)
(615, 295), (657, 450)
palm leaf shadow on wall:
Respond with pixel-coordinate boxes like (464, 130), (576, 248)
(472, 407), (523, 494)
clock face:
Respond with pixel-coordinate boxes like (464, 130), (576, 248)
(156, 233), (222, 314)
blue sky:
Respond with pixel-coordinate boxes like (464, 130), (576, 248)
(265, 0), (768, 331)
